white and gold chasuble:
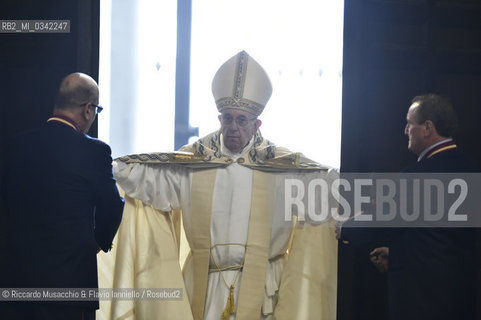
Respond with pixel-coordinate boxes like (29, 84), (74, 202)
(97, 131), (338, 320)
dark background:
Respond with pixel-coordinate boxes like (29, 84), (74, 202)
(1, 0), (481, 319)
(340, 1), (481, 319)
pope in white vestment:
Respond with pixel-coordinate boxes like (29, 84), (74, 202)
(97, 51), (338, 320)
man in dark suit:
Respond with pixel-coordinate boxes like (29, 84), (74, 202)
(339, 94), (479, 320)
(0, 73), (124, 320)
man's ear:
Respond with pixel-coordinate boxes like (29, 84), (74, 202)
(83, 102), (94, 120)
(255, 119), (262, 130)
(424, 120), (435, 137)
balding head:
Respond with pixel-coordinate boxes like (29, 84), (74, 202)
(55, 72), (99, 111)
(53, 73), (100, 133)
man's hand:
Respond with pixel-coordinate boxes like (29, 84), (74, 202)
(369, 247), (389, 273)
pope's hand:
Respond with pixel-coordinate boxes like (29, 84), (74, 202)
(335, 221), (343, 240)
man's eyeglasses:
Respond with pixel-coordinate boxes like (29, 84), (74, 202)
(221, 114), (256, 127)
(91, 104), (104, 114)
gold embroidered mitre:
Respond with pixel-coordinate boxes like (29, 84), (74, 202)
(212, 51), (272, 116)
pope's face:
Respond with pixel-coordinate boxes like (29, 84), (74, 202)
(404, 103), (426, 155)
(219, 108), (261, 153)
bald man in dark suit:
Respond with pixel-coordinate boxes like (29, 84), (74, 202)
(0, 73), (124, 320)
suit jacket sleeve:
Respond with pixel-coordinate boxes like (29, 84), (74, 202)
(89, 141), (125, 252)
